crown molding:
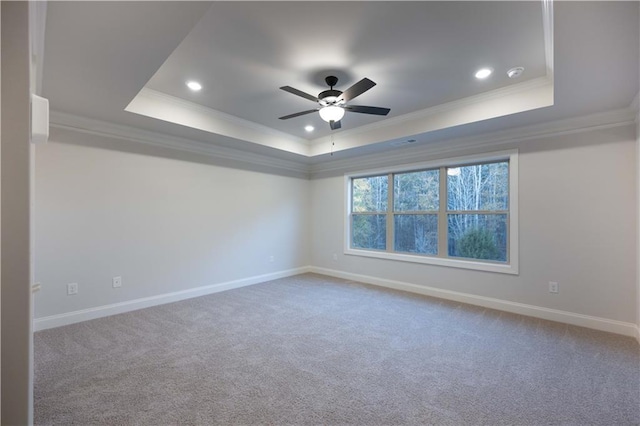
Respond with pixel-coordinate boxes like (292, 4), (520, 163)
(307, 0), (554, 156)
(29, 0), (48, 95)
(128, 77), (551, 160)
(125, 88), (311, 158)
(49, 111), (310, 178)
(309, 76), (553, 148)
(43, 0), (557, 169)
(631, 91), (639, 115)
(131, 88), (311, 148)
(542, 0), (554, 79)
(125, 6), (553, 161)
(49, 104), (635, 181)
(309, 107), (637, 178)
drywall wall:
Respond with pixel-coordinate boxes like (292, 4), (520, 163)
(0, 4), (3, 422)
(2, 2), (33, 424)
(34, 138), (310, 320)
(1, 4), (3, 422)
(311, 125), (637, 325)
(637, 6), (640, 339)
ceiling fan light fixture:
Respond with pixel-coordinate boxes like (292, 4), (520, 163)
(279, 76), (389, 129)
(319, 105), (345, 123)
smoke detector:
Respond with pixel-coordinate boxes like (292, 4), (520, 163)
(507, 67), (525, 79)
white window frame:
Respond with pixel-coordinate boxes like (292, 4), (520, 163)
(344, 150), (519, 275)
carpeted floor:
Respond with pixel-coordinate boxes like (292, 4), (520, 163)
(35, 273), (640, 425)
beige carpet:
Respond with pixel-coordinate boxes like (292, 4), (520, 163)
(35, 273), (640, 425)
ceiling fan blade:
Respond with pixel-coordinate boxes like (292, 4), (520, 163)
(280, 86), (319, 102)
(345, 105), (391, 116)
(337, 78), (376, 102)
(278, 109), (318, 120)
(329, 120), (341, 130)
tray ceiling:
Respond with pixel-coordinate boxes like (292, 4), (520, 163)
(41, 1), (639, 162)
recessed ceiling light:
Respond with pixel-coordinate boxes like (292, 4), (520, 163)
(474, 68), (493, 80)
(304, 125), (314, 132)
(186, 81), (202, 91)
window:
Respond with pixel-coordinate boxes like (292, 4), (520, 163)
(352, 175), (388, 250)
(394, 170), (439, 255)
(346, 151), (518, 274)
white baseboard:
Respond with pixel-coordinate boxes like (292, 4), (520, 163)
(309, 266), (640, 340)
(34, 267), (311, 331)
(34, 265), (640, 343)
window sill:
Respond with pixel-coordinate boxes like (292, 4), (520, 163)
(344, 248), (519, 275)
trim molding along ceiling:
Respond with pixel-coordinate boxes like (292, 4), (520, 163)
(123, 2), (555, 158)
(308, 77), (552, 157)
(29, 0), (47, 95)
(126, 76), (554, 159)
(542, 0), (554, 78)
(49, 111), (310, 178)
(50, 101), (638, 179)
(310, 104), (637, 178)
(126, 88), (311, 156)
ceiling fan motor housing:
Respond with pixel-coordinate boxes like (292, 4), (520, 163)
(318, 89), (342, 104)
(319, 76), (343, 105)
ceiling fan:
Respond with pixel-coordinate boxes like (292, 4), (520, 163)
(278, 76), (390, 130)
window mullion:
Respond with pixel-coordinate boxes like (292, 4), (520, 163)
(386, 172), (393, 252)
(438, 166), (447, 258)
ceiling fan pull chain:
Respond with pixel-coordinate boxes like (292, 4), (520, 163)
(331, 134), (334, 156)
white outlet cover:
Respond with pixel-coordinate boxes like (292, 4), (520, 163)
(67, 283), (78, 295)
(113, 276), (122, 288)
(549, 281), (559, 293)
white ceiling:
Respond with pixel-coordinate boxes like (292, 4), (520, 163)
(144, 2), (546, 139)
(42, 1), (639, 165)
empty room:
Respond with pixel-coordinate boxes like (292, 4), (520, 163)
(2, 1), (639, 425)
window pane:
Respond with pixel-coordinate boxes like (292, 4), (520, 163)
(448, 214), (507, 262)
(352, 175), (388, 213)
(447, 162), (508, 211)
(394, 170), (439, 211)
(352, 214), (386, 250)
(394, 214), (438, 255)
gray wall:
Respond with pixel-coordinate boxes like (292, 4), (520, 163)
(311, 125), (637, 324)
(1, 2), (33, 424)
(34, 123), (638, 329)
(34, 139), (310, 319)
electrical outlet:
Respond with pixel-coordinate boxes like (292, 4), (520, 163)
(332, 253), (338, 261)
(67, 283), (78, 295)
(112, 276), (122, 288)
(269, 256), (274, 263)
(549, 281), (559, 294)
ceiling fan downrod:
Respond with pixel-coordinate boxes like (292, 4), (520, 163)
(319, 76), (342, 104)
